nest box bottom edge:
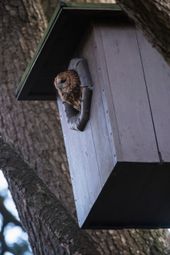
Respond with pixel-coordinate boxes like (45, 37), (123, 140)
(80, 162), (170, 229)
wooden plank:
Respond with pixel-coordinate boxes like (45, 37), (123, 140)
(73, 121), (101, 211)
(137, 30), (170, 162)
(57, 99), (89, 225)
(57, 98), (101, 226)
(80, 29), (117, 187)
(97, 23), (159, 162)
(93, 25), (121, 162)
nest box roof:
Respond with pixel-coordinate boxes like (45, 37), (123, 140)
(16, 2), (128, 100)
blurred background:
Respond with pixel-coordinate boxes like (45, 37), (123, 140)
(0, 170), (32, 255)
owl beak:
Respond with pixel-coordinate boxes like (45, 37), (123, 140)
(57, 83), (63, 89)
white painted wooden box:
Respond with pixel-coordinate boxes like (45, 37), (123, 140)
(58, 22), (170, 228)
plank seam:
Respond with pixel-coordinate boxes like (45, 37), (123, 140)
(135, 29), (163, 163)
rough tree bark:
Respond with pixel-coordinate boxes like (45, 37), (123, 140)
(0, 0), (170, 254)
(117, 0), (170, 64)
(0, 137), (99, 255)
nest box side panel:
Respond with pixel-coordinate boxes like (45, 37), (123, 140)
(94, 24), (159, 163)
(137, 31), (170, 162)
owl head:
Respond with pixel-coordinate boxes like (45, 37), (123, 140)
(54, 72), (68, 90)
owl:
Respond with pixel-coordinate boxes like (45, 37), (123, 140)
(54, 70), (82, 111)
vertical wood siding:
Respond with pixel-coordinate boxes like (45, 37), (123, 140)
(94, 23), (159, 162)
(137, 30), (170, 162)
(81, 31), (117, 187)
(58, 100), (92, 225)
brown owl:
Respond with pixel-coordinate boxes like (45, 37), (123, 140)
(54, 70), (82, 111)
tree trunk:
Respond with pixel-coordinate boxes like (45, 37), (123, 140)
(117, 0), (170, 64)
(0, 0), (170, 254)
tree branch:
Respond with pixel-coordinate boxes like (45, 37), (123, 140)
(0, 138), (99, 255)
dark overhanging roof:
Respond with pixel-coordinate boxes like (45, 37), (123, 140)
(16, 2), (129, 100)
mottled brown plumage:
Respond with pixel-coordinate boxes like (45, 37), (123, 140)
(54, 70), (82, 111)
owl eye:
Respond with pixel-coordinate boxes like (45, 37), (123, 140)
(61, 78), (66, 83)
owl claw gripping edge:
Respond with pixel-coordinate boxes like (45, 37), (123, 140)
(54, 70), (82, 112)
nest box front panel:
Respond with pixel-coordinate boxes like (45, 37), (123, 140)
(58, 96), (116, 226)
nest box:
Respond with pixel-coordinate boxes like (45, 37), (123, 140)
(17, 3), (170, 229)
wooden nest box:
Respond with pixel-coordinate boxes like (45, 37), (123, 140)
(17, 3), (170, 229)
